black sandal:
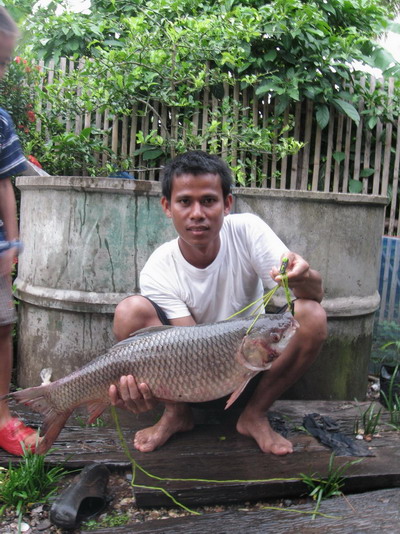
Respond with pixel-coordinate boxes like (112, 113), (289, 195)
(50, 463), (110, 529)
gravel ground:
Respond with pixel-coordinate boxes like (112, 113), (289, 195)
(0, 377), (380, 533)
(0, 470), (305, 533)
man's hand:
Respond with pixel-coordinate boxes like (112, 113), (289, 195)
(270, 251), (324, 302)
(109, 375), (158, 414)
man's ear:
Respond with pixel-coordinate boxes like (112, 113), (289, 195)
(161, 196), (172, 218)
(224, 193), (233, 215)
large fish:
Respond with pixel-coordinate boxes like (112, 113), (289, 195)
(2, 313), (297, 454)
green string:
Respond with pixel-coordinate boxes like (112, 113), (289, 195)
(227, 257), (293, 334)
(110, 406), (301, 515)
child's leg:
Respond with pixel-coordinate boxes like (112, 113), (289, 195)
(0, 323), (13, 426)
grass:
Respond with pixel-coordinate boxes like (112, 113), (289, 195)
(299, 453), (363, 519)
(380, 363), (400, 429)
(0, 447), (68, 533)
(353, 402), (382, 439)
(83, 511), (130, 530)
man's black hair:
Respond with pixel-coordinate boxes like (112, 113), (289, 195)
(161, 150), (232, 200)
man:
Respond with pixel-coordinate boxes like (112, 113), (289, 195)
(109, 150), (327, 455)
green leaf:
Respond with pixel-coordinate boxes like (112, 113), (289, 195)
(359, 168), (374, 178)
(333, 151), (345, 163)
(316, 105), (330, 129)
(263, 50), (277, 62)
(333, 99), (360, 125)
(349, 179), (363, 193)
(143, 148), (164, 161)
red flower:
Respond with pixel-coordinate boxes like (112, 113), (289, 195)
(28, 155), (42, 169)
(26, 110), (35, 122)
(14, 56), (21, 63)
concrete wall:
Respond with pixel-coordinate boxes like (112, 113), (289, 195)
(15, 177), (387, 399)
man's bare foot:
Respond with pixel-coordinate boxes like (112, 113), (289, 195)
(236, 411), (293, 455)
(133, 403), (194, 452)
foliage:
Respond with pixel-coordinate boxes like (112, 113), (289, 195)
(380, 362), (400, 429)
(0, 55), (41, 149)
(299, 454), (363, 519)
(0, 447), (68, 530)
(4, 0), (400, 177)
(22, 0), (400, 126)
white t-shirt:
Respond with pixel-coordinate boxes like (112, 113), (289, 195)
(140, 213), (288, 323)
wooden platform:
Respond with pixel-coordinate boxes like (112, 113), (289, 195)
(80, 487), (400, 534)
(1, 399), (399, 511)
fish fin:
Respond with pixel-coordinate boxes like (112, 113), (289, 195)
(8, 385), (72, 455)
(87, 401), (107, 424)
(37, 410), (72, 455)
(224, 374), (259, 410)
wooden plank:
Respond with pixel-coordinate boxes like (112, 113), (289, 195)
(35, 59), (45, 135)
(102, 109), (110, 166)
(353, 77), (365, 183)
(121, 115), (128, 158)
(332, 113), (344, 193)
(342, 115), (352, 193)
(290, 102), (302, 189)
(129, 104), (138, 161)
(111, 116), (119, 155)
(74, 59), (84, 136)
(311, 124), (322, 191)
(381, 77), (394, 198)
(279, 106), (289, 189)
(324, 107), (334, 192)
(201, 63), (210, 152)
(300, 99), (313, 190)
(231, 82), (240, 168)
(221, 82), (230, 160)
(261, 98), (269, 187)
(2, 400), (399, 511)
(373, 93), (383, 195)
(81, 488), (400, 534)
(250, 93), (258, 186)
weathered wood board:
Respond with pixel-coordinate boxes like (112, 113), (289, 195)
(81, 487), (400, 534)
(1, 400), (399, 508)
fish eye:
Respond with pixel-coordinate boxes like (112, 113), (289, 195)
(270, 332), (281, 343)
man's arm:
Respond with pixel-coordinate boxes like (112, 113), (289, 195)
(270, 251), (324, 303)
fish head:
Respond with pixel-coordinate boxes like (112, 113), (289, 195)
(239, 313), (298, 371)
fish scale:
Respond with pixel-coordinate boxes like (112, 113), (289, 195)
(0, 313), (297, 453)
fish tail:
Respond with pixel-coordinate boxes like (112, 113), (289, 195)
(9, 385), (72, 455)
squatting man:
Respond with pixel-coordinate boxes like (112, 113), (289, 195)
(109, 150), (327, 456)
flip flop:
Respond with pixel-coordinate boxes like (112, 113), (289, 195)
(0, 418), (38, 456)
(50, 463), (110, 530)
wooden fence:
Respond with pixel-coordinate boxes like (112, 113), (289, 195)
(38, 59), (400, 236)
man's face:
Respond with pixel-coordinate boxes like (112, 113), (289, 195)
(0, 34), (15, 80)
(161, 172), (233, 256)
